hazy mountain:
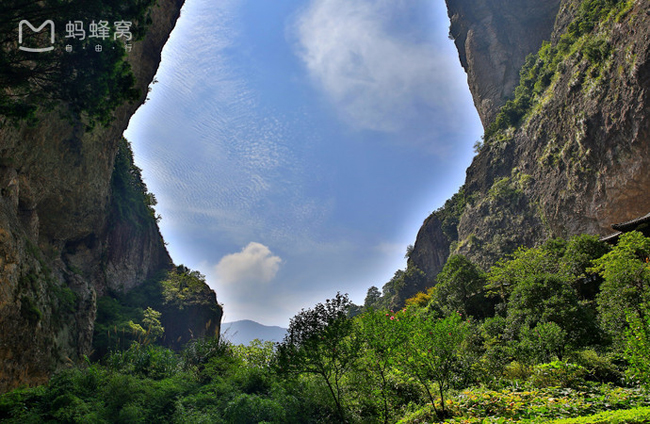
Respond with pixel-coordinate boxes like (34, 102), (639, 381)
(222, 320), (287, 346)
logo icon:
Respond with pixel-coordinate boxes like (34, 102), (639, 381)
(18, 20), (55, 52)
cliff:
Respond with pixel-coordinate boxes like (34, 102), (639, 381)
(408, 0), (650, 296)
(0, 0), (222, 392)
(446, 0), (563, 126)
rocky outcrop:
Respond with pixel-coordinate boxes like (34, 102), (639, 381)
(0, 0), (222, 392)
(446, 0), (562, 126)
(410, 0), (650, 281)
(409, 214), (453, 290)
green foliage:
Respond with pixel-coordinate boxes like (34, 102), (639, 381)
(231, 339), (276, 369)
(363, 286), (382, 309)
(376, 265), (429, 310)
(276, 292), (359, 421)
(434, 186), (469, 242)
(432, 255), (490, 318)
(529, 361), (589, 389)
(483, 235), (606, 357)
(355, 308), (410, 423)
(142, 307), (165, 341)
(399, 385), (650, 423)
(551, 406), (650, 424)
(0, 0), (155, 127)
(487, 238), (568, 299)
(396, 309), (470, 418)
(111, 138), (159, 228)
(517, 322), (568, 364)
(506, 273), (596, 355)
(19, 295), (42, 324)
(488, 177), (521, 204)
(484, 0), (628, 139)
(105, 343), (181, 380)
(93, 295), (145, 356)
(223, 394), (286, 423)
(8, 229), (650, 423)
(160, 265), (214, 309)
(93, 265), (218, 356)
(591, 231), (650, 342)
(569, 349), (623, 384)
(625, 306), (650, 388)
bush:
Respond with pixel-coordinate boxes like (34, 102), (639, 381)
(625, 309), (650, 387)
(223, 394), (286, 423)
(550, 406), (650, 424)
(503, 361), (532, 381)
(105, 343), (180, 380)
(569, 349), (623, 384)
(529, 361), (589, 389)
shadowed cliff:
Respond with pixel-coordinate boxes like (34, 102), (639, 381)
(0, 0), (222, 392)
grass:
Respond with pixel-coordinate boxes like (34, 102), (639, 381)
(550, 406), (650, 423)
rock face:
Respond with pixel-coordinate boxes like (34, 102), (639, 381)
(446, 0), (563, 126)
(410, 214), (451, 281)
(410, 0), (650, 284)
(0, 0), (222, 392)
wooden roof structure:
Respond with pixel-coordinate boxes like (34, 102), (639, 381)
(601, 212), (650, 244)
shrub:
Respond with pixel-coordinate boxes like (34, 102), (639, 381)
(569, 349), (623, 383)
(529, 361), (588, 389)
(550, 406), (650, 424)
(625, 309), (650, 387)
(105, 343), (180, 380)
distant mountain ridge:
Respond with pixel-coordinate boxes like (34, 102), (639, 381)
(222, 320), (287, 346)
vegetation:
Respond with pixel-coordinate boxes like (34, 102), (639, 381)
(1, 2), (648, 421)
(0, 0), (156, 128)
(110, 138), (159, 228)
(93, 265), (218, 357)
(4, 231), (650, 422)
(484, 0), (634, 139)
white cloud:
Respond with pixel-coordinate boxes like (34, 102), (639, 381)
(215, 242), (282, 285)
(291, 0), (464, 133)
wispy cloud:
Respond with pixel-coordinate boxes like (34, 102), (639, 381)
(128, 0), (335, 252)
(291, 0), (466, 136)
(215, 242), (283, 285)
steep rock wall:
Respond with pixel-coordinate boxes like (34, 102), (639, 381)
(411, 0), (649, 281)
(0, 0), (222, 392)
(446, 0), (562, 126)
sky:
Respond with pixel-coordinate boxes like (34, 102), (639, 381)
(124, 0), (483, 327)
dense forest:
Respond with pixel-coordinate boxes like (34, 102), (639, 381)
(2, 230), (650, 423)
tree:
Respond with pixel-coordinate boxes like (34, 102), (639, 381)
(487, 239), (567, 301)
(433, 255), (490, 318)
(561, 234), (610, 300)
(355, 308), (408, 424)
(275, 293), (359, 422)
(364, 286), (381, 310)
(505, 273), (596, 353)
(625, 305), (650, 387)
(396, 309), (469, 419)
(160, 266), (212, 309)
(591, 231), (650, 342)
(380, 265), (428, 310)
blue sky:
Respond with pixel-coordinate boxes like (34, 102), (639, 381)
(124, 0), (482, 327)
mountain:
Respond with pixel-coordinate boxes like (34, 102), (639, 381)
(0, 0), (221, 392)
(391, 0), (650, 306)
(222, 320), (287, 346)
